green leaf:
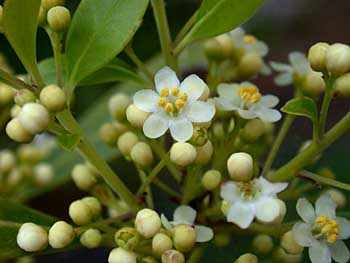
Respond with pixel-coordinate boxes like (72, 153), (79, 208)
(186, 0), (264, 41)
(281, 97), (318, 122)
(57, 134), (81, 152)
(65, 0), (149, 92)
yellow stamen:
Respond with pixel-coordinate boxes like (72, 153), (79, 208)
(243, 35), (257, 44)
(158, 97), (167, 107)
(180, 93), (188, 101)
(315, 215), (339, 243)
(171, 87), (180, 96)
(175, 99), (185, 109)
(238, 85), (262, 103)
(160, 88), (169, 97)
(165, 103), (174, 113)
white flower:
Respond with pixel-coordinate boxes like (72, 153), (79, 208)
(214, 82), (281, 122)
(133, 67), (215, 142)
(270, 51), (312, 86)
(161, 205), (214, 242)
(220, 176), (288, 229)
(292, 194), (350, 263)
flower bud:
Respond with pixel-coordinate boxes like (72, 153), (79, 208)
(272, 199), (287, 224)
(126, 104), (150, 128)
(234, 253), (258, 263)
(195, 140), (213, 165)
(135, 208), (161, 238)
(34, 163), (54, 186)
(108, 93), (131, 120)
(99, 123), (120, 146)
(6, 118), (34, 143)
(242, 119), (265, 142)
(252, 234), (273, 255)
(202, 170), (222, 191)
(227, 152), (253, 181)
(7, 168), (23, 186)
(281, 231), (303, 255)
(40, 85), (66, 112)
(161, 249), (185, 263)
(11, 105), (22, 118)
(115, 227), (140, 251)
(326, 43), (350, 76)
(71, 164), (97, 191)
(17, 145), (46, 164)
(108, 248), (137, 263)
(142, 257), (158, 263)
(47, 6), (71, 33)
(80, 228), (102, 248)
(189, 127), (208, 147)
(334, 73), (350, 98)
(318, 167), (336, 179)
(117, 131), (139, 157)
(0, 83), (15, 106)
(48, 221), (75, 248)
(170, 142), (197, 167)
(152, 233), (173, 258)
(130, 142), (153, 168)
(238, 52), (263, 78)
(274, 247), (302, 263)
(14, 89), (36, 106)
(204, 38), (226, 61)
(18, 103), (50, 135)
(81, 196), (102, 217)
(69, 200), (93, 225)
(17, 223), (48, 252)
(308, 42), (329, 72)
(0, 150), (16, 173)
(325, 188), (346, 208)
(173, 225), (196, 252)
(301, 71), (325, 97)
(42, 0), (65, 10)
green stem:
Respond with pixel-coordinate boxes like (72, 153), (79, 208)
(269, 112), (350, 182)
(46, 28), (64, 87)
(174, 11), (198, 46)
(30, 66), (45, 89)
(153, 178), (182, 199)
(56, 110), (140, 212)
(0, 68), (35, 92)
(319, 76), (335, 138)
(137, 169), (154, 208)
(298, 170), (350, 191)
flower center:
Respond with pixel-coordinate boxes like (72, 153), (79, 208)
(312, 215), (339, 243)
(243, 35), (257, 44)
(238, 180), (259, 199)
(157, 87), (188, 115)
(238, 86), (261, 104)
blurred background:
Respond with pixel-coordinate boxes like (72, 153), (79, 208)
(0, 0), (349, 262)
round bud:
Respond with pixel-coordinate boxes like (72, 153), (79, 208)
(161, 249), (185, 263)
(48, 221), (75, 248)
(99, 123), (120, 146)
(135, 208), (161, 239)
(80, 228), (102, 249)
(14, 89), (36, 106)
(17, 145), (45, 164)
(202, 170), (222, 191)
(17, 223), (48, 252)
(274, 247), (302, 263)
(42, 0), (65, 10)
(108, 248), (137, 263)
(170, 142), (197, 167)
(216, 34), (235, 57)
(7, 168), (23, 186)
(189, 127), (208, 147)
(115, 227), (141, 251)
(252, 234), (273, 255)
(47, 6), (71, 33)
(242, 119), (265, 142)
(238, 52), (263, 78)
(34, 163), (54, 185)
(152, 233), (173, 258)
(281, 231), (303, 255)
(130, 142), (153, 168)
(81, 197), (102, 217)
(108, 93), (131, 120)
(11, 105), (22, 118)
(308, 42), (329, 72)
(334, 73), (350, 98)
(204, 38), (226, 61)
(272, 199), (287, 224)
(40, 85), (66, 112)
(69, 200), (93, 226)
(71, 164), (97, 191)
(227, 152), (253, 181)
(18, 103), (50, 135)
(195, 140), (213, 165)
(126, 104), (150, 128)
(0, 83), (15, 106)
(318, 167), (336, 179)
(302, 71), (325, 97)
(325, 188), (346, 208)
(326, 43), (350, 76)
(0, 150), (16, 173)
(6, 118), (34, 143)
(117, 131), (139, 157)
(173, 225), (196, 252)
(234, 253), (258, 263)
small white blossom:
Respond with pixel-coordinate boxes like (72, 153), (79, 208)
(133, 67), (215, 142)
(161, 205), (214, 242)
(292, 194), (350, 263)
(220, 177), (288, 229)
(214, 82), (281, 122)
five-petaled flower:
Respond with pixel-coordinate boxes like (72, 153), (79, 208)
(292, 194), (350, 263)
(214, 82), (282, 122)
(133, 67), (215, 142)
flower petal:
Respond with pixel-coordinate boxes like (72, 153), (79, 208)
(260, 62), (272, 76)
(258, 176), (288, 196)
(227, 202), (255, 229)
(133, 89), (159, 112)
(255, 197), (280, 223)
(169, 118), (193, 142)
(260, 95), (279, 108)
(155, 66), (180, 93)
(253, 41), (269, 57)
(217, 83), (240, 101)
(161, 214), (173, 231)
(214, 98), (238, 111)
(194, 225), (214, 242)
(180, 75), (207, 101)
(296, 198), (316, 223)
(274, 72), (293, 86)
(184, 101), (215, 123)
(220, 182), (241, 202)
(336, 217), (350, 240)
(173, 205), (196, 225)
(270, 61), (293, 72)
(254, 107), (282, 122)
(329, 240), (350, 263)
(292, 222), (317, 247)
(289, 51), (311, 74)
(315, 194), (336, 219)
(143, 113), (168, 139)
(237, 108), (257, 119)
(309, 242), (332, 263)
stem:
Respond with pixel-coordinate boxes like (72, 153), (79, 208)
(30, 66), (45, 89)
(137, 169), (154, 208)
(174, 11), (198, 45)
(269, 112), (350, 182)
(46, 28), (64, 87)
(298, 170), (350, 191)
(0, 68), (35, 92)
(56, 110), (140, 212)
(173, 32), (192, 56)
(153, 178), (182, 199)
(319, 76), (335, 138)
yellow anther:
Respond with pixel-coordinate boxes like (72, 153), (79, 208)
(171, 87), (180, 96)
(175, 99), (185, 109)
(158, 97), (167, 107)
(315, 215), (339, 243)
(238, 85), (262, 103)
(180, 93), (188, 101)
(316, 215), (328, 226)
(160, 88), (169, 97)
(165, 103), (174, 113)
(243, 35), (257, 44)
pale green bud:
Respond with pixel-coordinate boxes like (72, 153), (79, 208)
(14, 89), (36, 106)
(108, 248), (137, 263)
(326, 43), (350, 76)
(274, 247), (302, 263)
(135, 208), (161, 239)
(161, 249), (185, 263)
(234, 253), (258, 263)
(6, 118), (34, 143)
(318, 167), (336, 179)
(204, 38), (226, 61)
(326, 188), (346, 208)
(81, 196), (102, 217)
(47, 6), (71, 33)
(7, 168), (23, 186)
(108, 93), (131, 120)
(80, 228), (102, 248)
(227, 152), (253, 181)
(71, 164), (97, 191)
(308, 42), (329, 72)
(0, 149), (16, 173)
(42, 0), (65, 10)
(17, 145), (45, 164)
(238, 52), (263, 78)
(152, 233), (173, 258)
(130, 142), (153, 168)
(40, 85), (66, 112)
(195, 140), (213, 165)
(34, 163), (54, 186)
(115, 227), (140, 251)
(272, 199), (287, 224)
(69, 200), (93, 226)
(99, 123), (120, 146)
(0, 83), (15, 106)
(202, 170), (222, 191)
(173, 225), (196, 252)
(11, 105), (22, 118)
(117, 131), (139, 157)
(170, 142), (197, 167)
(49, 221), (75, 248)
(17, 223), (48, 252)
(242, 119), (265, 142)
(216, 34), (235, 57)
(252, 234), (274, 255)
(18, 103), (50, 135)
(189, 127), (208, 147)
(280, 231), (303, 255)
(334, 73), (350, 98)
(126, 104), (151, 128)
(302, 71), (325, 97)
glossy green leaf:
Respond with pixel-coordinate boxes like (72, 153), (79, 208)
(186, 0), (264, 41)
(57, 134), (81, 152)
(281, 97), (318, 122)
(65, 0), (149, 92)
